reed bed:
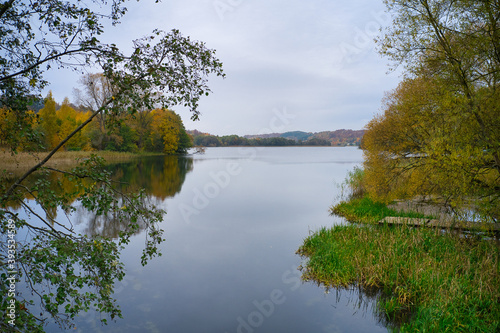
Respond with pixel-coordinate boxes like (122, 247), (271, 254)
(297, 224), (500, 332)
(0, 150), (160, 176)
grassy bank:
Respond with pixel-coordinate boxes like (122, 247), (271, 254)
(330, 196), (436, 224)
(297, 224), (499, 332)
(0, 150), (164, 175)
(298, 197), (500, 332)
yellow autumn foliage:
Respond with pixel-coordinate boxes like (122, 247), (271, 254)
(363, 76), (500, 219)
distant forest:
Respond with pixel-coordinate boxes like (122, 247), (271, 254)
(189, 129), (364, 147)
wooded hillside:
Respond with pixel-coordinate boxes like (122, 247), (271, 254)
(190, 129), (364, 147)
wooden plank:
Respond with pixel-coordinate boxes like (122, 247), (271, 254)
(379, 217), (500, 232)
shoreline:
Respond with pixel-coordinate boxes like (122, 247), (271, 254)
(298, 197), (500, 331)
(0, 151), (165, 176)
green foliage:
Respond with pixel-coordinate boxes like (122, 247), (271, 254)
(280, 131), (313, 141)
(338, 166), (365, 200)
(0, 106), (41, 152)
(302, 137), (331, 146)
(19, 235), (125, 326)
(218, 134), (244, 146)
(193, 134), (223, 147)
(37, 92), (59, 150)
(192, 133), (308, 147)
(177, 121), (192, 154)
(106, 122), (138, 152)
(297, 224), (500, 332)
(1, 155), (165, 332)
(331, 196), (433, 224)
(251, 137), (297, 146)
(190, 130), (363, 147)
(0, 0), (223, 331)
(333, 166), (433, 223)
(102, 29), (225, 120)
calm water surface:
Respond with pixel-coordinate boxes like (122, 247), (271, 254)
(47, 147), (390, 333)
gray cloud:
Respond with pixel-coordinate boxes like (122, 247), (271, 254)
(43, 0), (400, 136)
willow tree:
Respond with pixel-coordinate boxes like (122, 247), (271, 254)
(364, 0), (500, 220)
(0, 0), (224, 331)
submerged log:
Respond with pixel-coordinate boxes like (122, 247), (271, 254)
(379, 217), (500, 232)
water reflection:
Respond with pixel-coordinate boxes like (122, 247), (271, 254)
(8, 147), (400, 332)
(1, 155), (194, 331)
(3, 155), (193, 237)
(308, 283), (408, 332)
(74, 156), (194, 238)
(2, 156), (193, 226)
(105, 156), (193, 200)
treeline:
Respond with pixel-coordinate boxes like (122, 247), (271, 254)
(189, 130), (365, 147)
(244, 130), (364, 146)
(189, 130), (332, 147)
(0, 92), (192, 154)
(313, 130), (364, 146)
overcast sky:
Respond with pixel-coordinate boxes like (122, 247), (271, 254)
(44, 0), (401, 136)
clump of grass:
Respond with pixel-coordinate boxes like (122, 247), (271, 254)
(334, 166), (436, 224)
(297, 224), (500, 332)
(331, 196), (435, 224)
(339, 166), (366, 200)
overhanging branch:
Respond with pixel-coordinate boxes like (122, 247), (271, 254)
(0, 47), (105, 83)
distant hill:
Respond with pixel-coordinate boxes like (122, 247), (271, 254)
(243, 133), (281, 139)
(244, 131), (313, 141)
(187, 129), (364, 147)
(245, 130), (364, 146)
(314, 129), (365, 146)
(280, 131), (313, 141)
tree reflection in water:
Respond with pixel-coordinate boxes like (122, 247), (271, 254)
(76, 156), (194, 239)
(0, 155), (193, 332)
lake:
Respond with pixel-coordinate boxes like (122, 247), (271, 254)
(42, 147), (391, 332)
